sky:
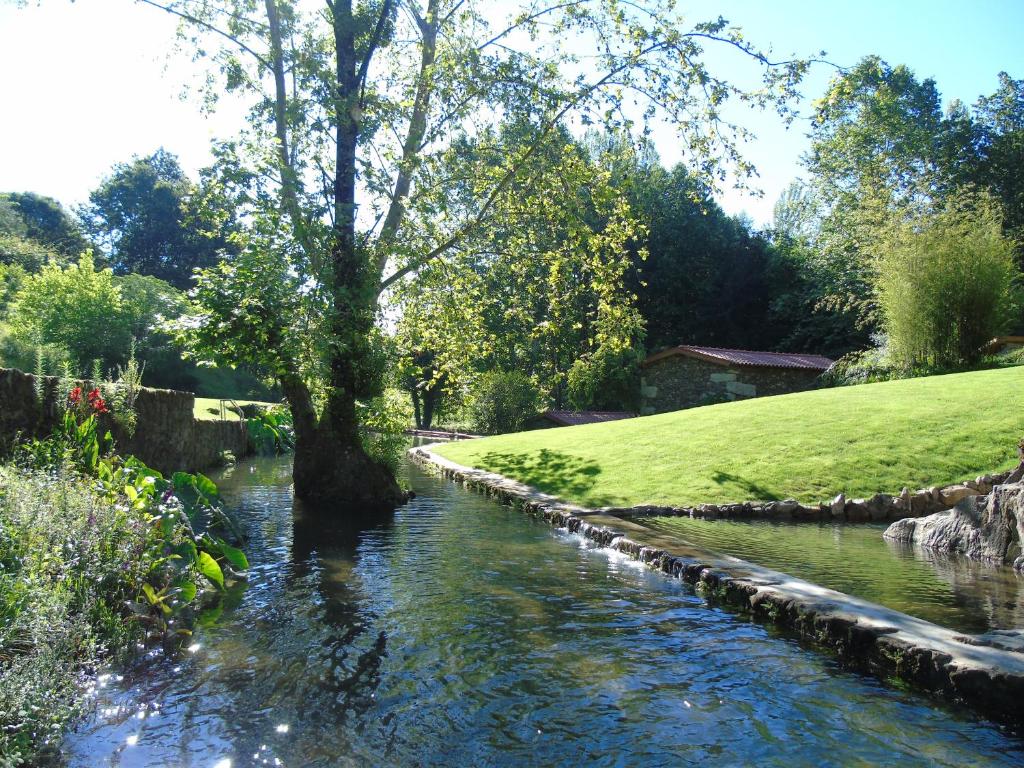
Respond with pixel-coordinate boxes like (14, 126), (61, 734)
(1, 0), (1022, 227)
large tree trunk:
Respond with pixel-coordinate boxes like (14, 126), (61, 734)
(282, 372), (406, 510)
(281, 0), (406, 511)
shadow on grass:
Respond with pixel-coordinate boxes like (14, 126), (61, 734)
(710, 470), (779, 502)
(478, 449), (615, 506)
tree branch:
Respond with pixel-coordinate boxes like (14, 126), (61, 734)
(357, 0), (395, 105)
(136, 0), (271, 69)
(374, 0), (439, 273)
(379, 39), (671, 292)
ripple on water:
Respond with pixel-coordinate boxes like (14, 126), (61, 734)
(62, 456), (1024, 767)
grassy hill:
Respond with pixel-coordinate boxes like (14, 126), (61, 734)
(434, 366), (1024, 508)
(193, 397), (278, 421)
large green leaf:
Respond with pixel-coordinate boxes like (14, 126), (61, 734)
(176, 579), (198, 604)
(197, 550), (225, 590)
(213, 539), (249, 571)
(195, 473), (220, 502)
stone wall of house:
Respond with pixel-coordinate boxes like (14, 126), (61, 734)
(639, 355), (823, 415)
(0, 367), (251, 475)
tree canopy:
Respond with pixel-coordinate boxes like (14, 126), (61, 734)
(149, 0), (810, 506)
(79, 149), (237, 289)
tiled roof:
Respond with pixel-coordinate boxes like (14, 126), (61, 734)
(541, 410), (636, 426)
(643, 345), (834, 371)
(980, 336), (1024, 354)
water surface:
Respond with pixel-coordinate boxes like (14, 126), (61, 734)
(637, 515), (1024, 633)
(63, 457), (1024, 766)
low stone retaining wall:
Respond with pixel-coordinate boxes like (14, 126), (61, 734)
(594, 468), (1021, 523)
(409, 445), (1024, 728)
(0, 367), (251, 475)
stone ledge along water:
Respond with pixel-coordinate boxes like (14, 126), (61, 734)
(409, 445), (1024, 728)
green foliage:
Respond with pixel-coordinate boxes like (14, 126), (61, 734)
(626, 161), (785, 351)
(78, 149), (237, 289)
(0, 192), (90, 258)
(793, 60), (1024, 354)
(567, 344), (642, 412)
(9, 254), (130, 369)
(134, 0), (809, 490)
(357, 388), (413, 472)
(108, 341), (146, 437)
(395, 128), (646, 412)
(170, 240), (310, 379)
(0, 261), (25, 317)
(1, 415), (248, 764)
(873, 194), (1020, 368)
(0, 233), (65, 273)
(468, 371), (540, 436)
(809, 57), (945, 208)
(246, 406), (295, 455)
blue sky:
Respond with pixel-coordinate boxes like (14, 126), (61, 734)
(1, 0), (1021, 226)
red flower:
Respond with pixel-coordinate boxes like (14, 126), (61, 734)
(87, 388), (101, 402)
(68, 387), (82, 405)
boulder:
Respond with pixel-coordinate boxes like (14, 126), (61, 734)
(830, 493), (845, 518)
(845, 498), (870, 522)
(883, 482), (1024, 571)
(897, 486), (911, 512)
(939, 484), (982, 506)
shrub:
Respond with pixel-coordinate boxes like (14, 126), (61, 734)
(566, 344), (642, 411)
(8, 253), (130, 369)
(247, 406), (295, 455)
(468, 371), (540, 435)
(872, 194), (1021, 369)
(1, 400), (249, 765)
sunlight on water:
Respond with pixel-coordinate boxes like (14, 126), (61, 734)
(60, 456), (1024, 767)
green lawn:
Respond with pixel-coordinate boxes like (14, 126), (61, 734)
(193, 397), (278, 421)
(434, 366), (1024, 508)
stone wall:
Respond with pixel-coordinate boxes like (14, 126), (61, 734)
(0, 367), (251, 475)
(639, 355), (823, 415)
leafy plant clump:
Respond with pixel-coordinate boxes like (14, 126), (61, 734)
(246, 405), (295, 456)
(0, 394), (248, 765)
(468, 371), (540, 436)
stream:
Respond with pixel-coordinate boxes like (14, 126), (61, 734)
(62, 456), (1024, 766)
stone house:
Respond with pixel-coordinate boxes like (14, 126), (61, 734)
(639, 346), (834, 415)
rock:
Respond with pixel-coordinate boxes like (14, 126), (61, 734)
(866, 493), (893, 520)
(830, 493), (845, 518)
(939, 484), (982, 506)
(846, 499), (870, 522)
(884, 482), (1024, 569)
(898, 487), (911, 512)
(794, 503), (823, 520)
(1005, 461), (1024, 485)
(910, 490), (932, 515)
(776, 498), (799, 515)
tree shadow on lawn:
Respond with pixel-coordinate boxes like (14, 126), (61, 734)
(478, 449), (615, 506)
(710, 470), (780, 502)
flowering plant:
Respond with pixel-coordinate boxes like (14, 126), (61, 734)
(68, 385), (109, 415)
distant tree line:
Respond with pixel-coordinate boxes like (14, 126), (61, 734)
(0, 150), (270, 399)
(3, 58), (1020, 429)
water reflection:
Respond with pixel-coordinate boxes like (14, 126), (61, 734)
(61, 457), (1024, 767)
(640, 516), (1024, 633)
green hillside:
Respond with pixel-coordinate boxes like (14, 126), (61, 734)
(435, 367), (1024, 508)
